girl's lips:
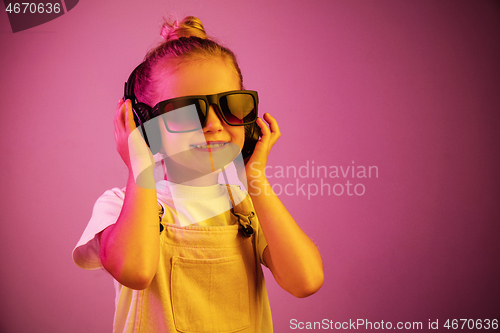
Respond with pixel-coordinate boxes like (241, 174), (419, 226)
(190, 142), (229, 152)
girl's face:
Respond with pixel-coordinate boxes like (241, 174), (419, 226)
(152, 58), (245, 184)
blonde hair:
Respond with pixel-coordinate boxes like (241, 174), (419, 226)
(134, 16), (243, 106)
(160, 16), (207, 41)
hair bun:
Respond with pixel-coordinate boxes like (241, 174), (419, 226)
(160, 16), (207, 41)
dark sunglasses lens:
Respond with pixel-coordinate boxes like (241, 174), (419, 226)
(162, 99), (207, 132)
(219, 93), (256, 125)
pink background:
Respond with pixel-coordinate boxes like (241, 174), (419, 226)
(1, 0), (499, 332)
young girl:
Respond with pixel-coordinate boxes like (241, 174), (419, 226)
(73, 16), (323, 332)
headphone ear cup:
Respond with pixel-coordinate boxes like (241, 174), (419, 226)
(133, 102), (163, 155)
(124, 63), (162, 154)
(128, 102), (159, 155)
(144, 120), (163, 155)
(133, 102), (152, 125)
(242, 123), (261, 160)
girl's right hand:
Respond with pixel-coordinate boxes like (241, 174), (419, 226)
(114, 99), (155, 186)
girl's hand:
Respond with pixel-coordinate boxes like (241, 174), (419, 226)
(114, 99), (155, 186)
(244, 113), (281, 181)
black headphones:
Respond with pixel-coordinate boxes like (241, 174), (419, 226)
(123, 63), (261, 160)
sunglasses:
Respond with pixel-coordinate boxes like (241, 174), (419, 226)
(150, 90), (259, 133)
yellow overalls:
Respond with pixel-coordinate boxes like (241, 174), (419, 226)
(112, 191), (273, 332)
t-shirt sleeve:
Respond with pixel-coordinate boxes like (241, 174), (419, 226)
(72, 188), (125, 270)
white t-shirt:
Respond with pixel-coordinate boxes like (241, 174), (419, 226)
(72, 180), (267, 270)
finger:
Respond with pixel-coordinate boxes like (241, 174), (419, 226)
(257, 117), (270, 135)
(115, 98), (126, 117)
(263, 113), (281, 137)
(255, 117), (271, 146)
(123, 99), (137, 133)
(114, 99), (127, 133)
(262, 113), (281, 147)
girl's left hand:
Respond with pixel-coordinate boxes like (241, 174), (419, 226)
(244, 113), (281, 181)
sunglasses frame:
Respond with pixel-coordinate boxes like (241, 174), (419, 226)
(150, 90), (259, 133)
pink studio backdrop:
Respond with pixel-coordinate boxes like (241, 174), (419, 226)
(1, 1), (499, 332)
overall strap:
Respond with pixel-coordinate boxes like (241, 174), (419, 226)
(158, 202), (165, 233)
(225, 183), (262, 283)
(225, 184), (255, 238)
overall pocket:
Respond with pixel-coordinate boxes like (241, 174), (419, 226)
(171, 255), (250, 333)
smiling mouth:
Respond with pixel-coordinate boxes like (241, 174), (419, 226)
(190, 142), (228, 149)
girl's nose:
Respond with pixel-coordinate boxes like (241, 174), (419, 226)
(203, 106), (224, 132)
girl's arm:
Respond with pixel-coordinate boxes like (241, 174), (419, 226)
(99, 99), (159, 290)
(246, 114), (324, 298)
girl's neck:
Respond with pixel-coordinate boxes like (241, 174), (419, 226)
(168, 172), (220, 187)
